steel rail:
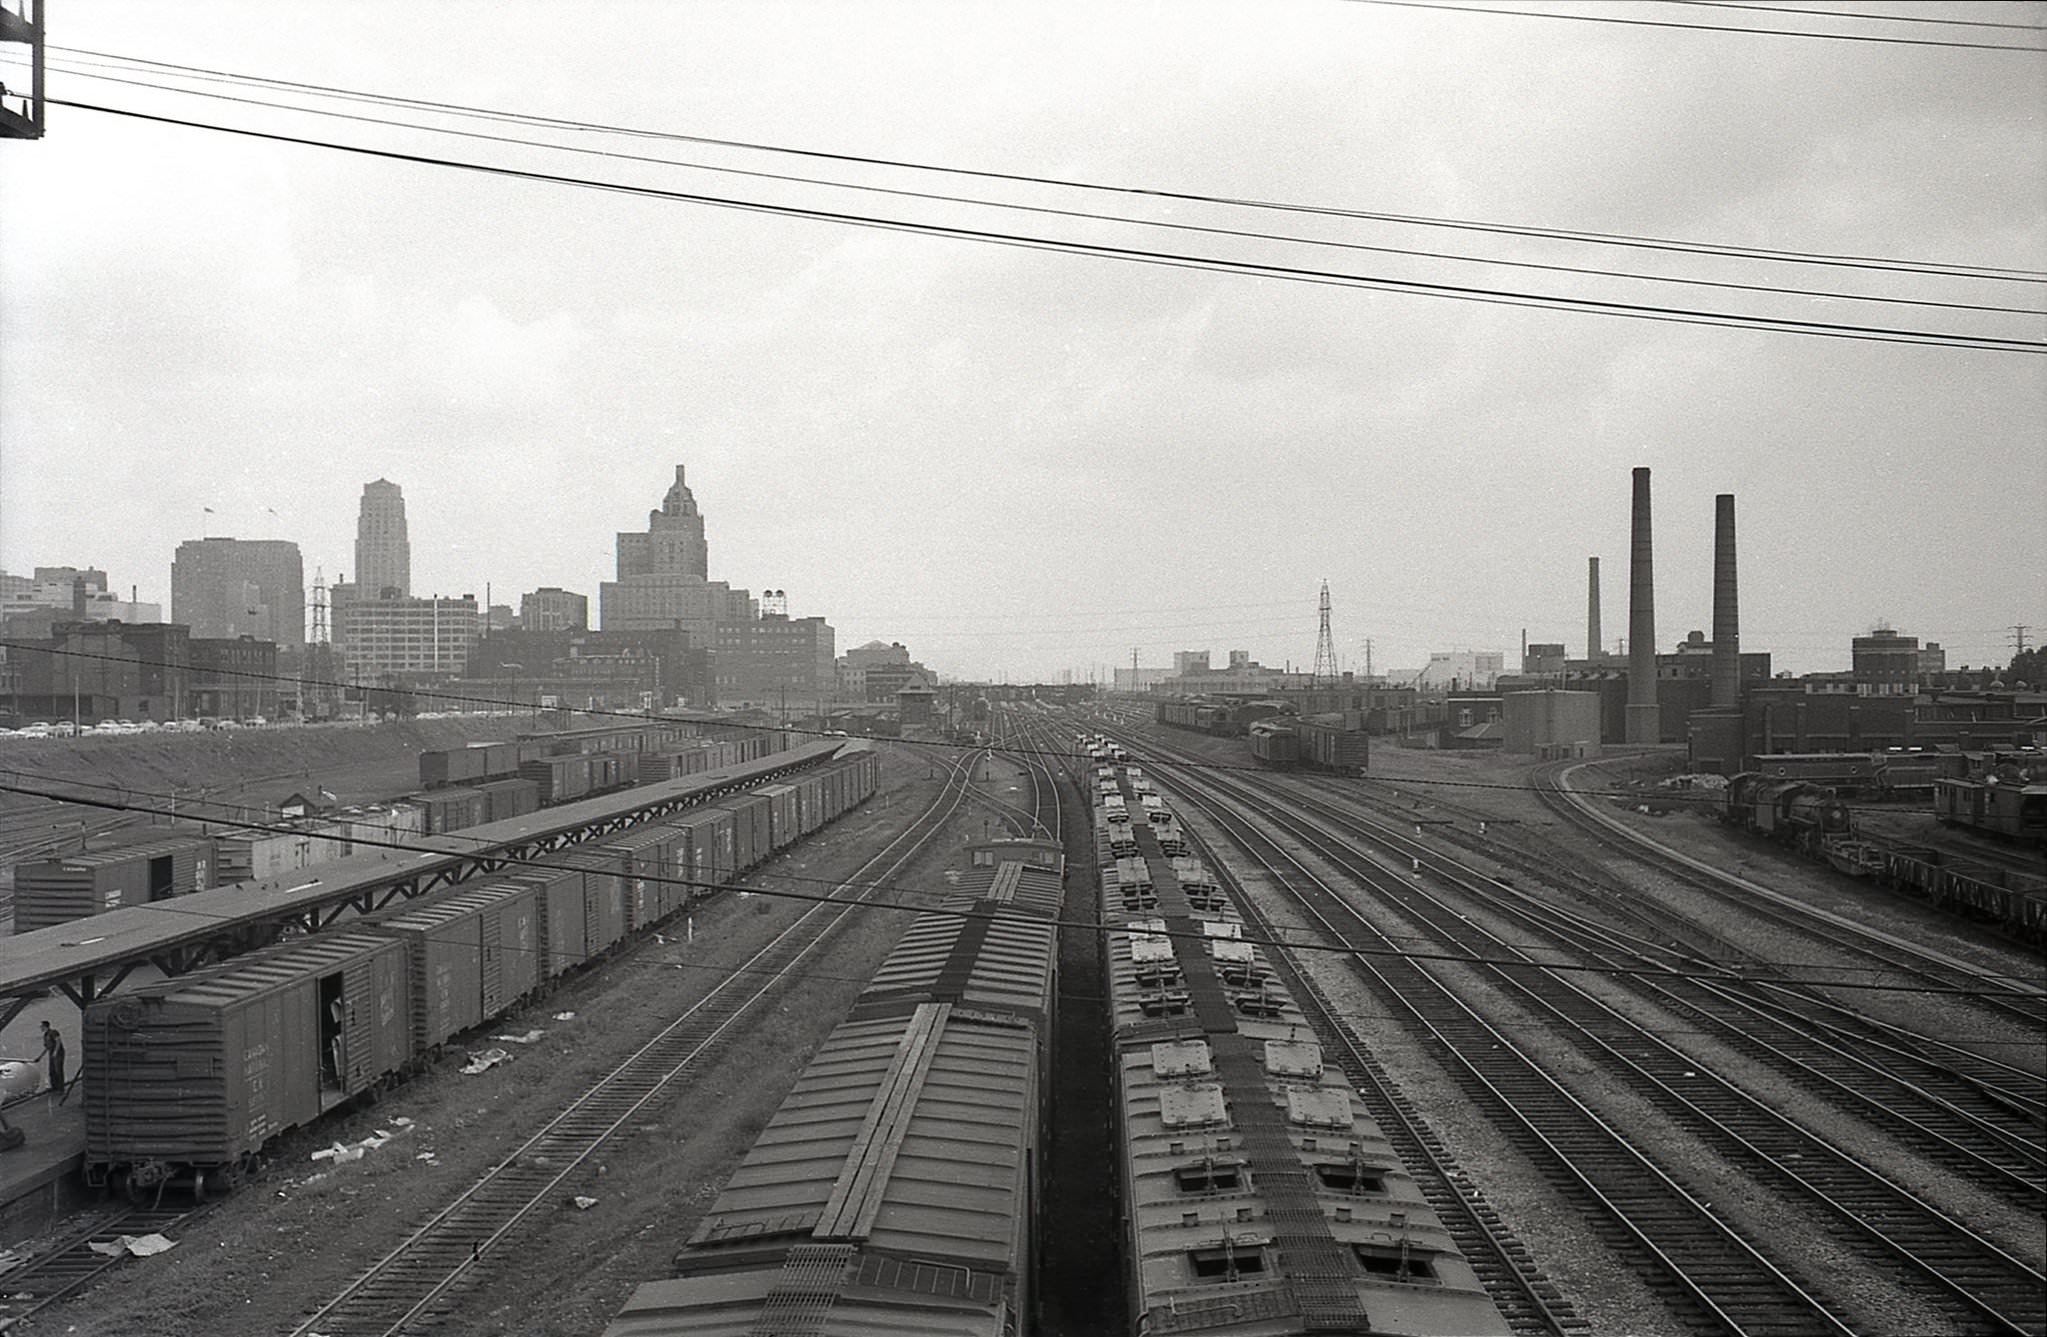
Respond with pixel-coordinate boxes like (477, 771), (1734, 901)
(287, 748), (982, 1337)
(1274, 772), (2047, 1200)
(1544, 763), (2047, 1027)
(1140, 735), (2044, 1335)
(1147, 755), (1857, 1336)
(1296, 764), (2047, 1129)
(0, 1204), (192, 1332)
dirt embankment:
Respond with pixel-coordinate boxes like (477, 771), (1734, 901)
(0, 717), (530, 818)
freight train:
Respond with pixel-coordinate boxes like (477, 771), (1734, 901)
(79, 746), (879, 1200)
(1095, 765), (1510, 1334)
(1722, 771), (2046, 941)
(1155, 696), (1287, 737)
(10, 727), (786, 933)
(1248, 715), (1371, 775)
(601, 835), (1065, 1336)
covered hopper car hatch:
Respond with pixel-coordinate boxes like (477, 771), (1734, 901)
(82, 931), (413, 1201)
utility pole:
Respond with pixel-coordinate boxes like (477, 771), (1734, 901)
(2012, 625), (2031, 656)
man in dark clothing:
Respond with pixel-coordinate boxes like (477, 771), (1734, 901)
(40, 1021), (66, 1104)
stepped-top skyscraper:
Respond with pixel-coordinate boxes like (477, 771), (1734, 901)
(354, 479), (411, 598)
(616, 465), (708, 579)
(601, 466), (751, 637)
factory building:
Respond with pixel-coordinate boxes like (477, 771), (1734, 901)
(1503, 689), (1602, 758)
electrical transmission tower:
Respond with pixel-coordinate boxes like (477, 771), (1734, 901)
(1312, 581), (1337, 686)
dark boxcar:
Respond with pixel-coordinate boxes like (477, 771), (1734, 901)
(670, 808), (736, 896)
(754, 782), (801, 850)
(521, 755), (588, 806)
(419, 787), (486, 834)
(1299, 717), (1370, 773)
(371, 882), (541, 1052)
(1248, 719), (1301, 766)
(477, 777), (541, 825)
(83, 931), (412, 1187)
(601, 826), (673, 932)
(794, 773), (824, 837)
(583, 865), (629, 958)
(13, 833), (215, 931)
(507, 867), (589, 980)
(726, 793), (773, 874)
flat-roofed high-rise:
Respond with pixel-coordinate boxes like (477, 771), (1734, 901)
(355, 479), (410, 598)
(171, 537), (305, 645)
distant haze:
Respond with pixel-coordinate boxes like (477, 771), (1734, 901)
(3, 1), (2041, 680)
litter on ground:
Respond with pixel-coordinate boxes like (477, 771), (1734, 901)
(89, 1233), (176, 1258)
(552, 1012), (576, 1021)
(493, 1029), (546, 1045)
(462, 1048), (511, 1075)
(572, 1196), (598, 1210)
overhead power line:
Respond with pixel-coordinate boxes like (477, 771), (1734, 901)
(20, 59), (2040, 321)
(1, 774), (2035, 999)
(1350, 0), (2047, 51)
(43, 97), (2047, 354)
(1666, 1), (2047, 34)
(37, 44), (2047, 284)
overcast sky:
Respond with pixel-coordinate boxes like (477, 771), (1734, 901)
(2, 1), (2042, 682)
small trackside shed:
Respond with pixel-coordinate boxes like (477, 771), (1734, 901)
(82, 930), (413, 1188)
(13, 833), (215, 931)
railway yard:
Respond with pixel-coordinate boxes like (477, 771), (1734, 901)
(0, 708), (2039, 1336)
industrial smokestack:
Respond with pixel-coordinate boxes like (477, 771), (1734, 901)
(1587, 557), (1601, 662)
(1710, 493), (1740, 709)
(1625, 467), (1660, 743)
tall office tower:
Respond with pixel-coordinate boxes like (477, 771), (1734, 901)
(354, 479), (411, 598)
(170, 537), (306, 645)
(600, 466), (750, 636)
(616, 465), (709, 580)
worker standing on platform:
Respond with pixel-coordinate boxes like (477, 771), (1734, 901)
(39, 1020), (66, 1105)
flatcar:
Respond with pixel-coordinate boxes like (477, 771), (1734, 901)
(80, 748), (879, 1199)
(602, 838), (1064, 1337)
(1102, 814), (1509, 1334)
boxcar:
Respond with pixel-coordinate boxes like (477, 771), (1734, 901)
(13, 833), (214, 931)
(725, 793), (772, 875)
(506, 866), (591, 979)
(371, 882), (542, 1054)
(668, 807), (736, 896)
(752, 782), (801, 850)
(83, 930), (413, 1194)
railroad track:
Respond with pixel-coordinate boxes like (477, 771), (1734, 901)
(1539, 761), (2047, 1029)
(0, 1204), (193, 1332)
(1130, 733), (2047, 1336)
(286, 748), (986, 1337)
(1089, 733), (1588, 1334)
(1151, 777), (1846, 1334)
(1267, 774), (2047, 1209)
